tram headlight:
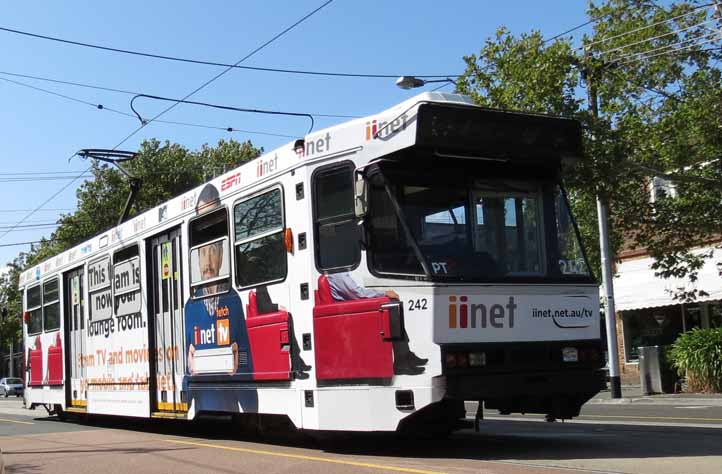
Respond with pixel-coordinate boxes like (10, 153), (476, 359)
(445, 353), (457, 368)
(469, 352), (486, 367)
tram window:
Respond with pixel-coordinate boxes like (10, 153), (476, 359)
(313, 164), (360, 270)
(26, 284), (43, 335)
(189, 207), (231, 298)
(113, 245), (141, 317)
(234, 188), (287, 288)
(43, 278), (60, 331)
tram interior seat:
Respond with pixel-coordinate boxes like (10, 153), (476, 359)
(245, 290), (291, 381)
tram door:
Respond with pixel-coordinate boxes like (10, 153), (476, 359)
(148, 228), (186, 413)
(64, 267), (86, 409)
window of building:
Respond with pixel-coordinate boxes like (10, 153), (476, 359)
(113, 245), (141, 318)
(621, 306), (683, 362)
(190, 207), (230, 298)
(234, 188), (287, 288)
(313, 163), (360, 271)
(26, 284), (42, 335)
(42, 278), (60, 331)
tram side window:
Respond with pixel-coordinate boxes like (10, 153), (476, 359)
(113, 245), (141, 318)
(190, 207), (231, 298)
(313, 164), (360, 270)
(43, 278), (60, 331)
(26, 284), (43, 335)
(234, 188), (287, 288)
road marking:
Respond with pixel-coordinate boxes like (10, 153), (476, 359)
(581, 414), (722, 422)
(674, 406), (710, 409)
(0, 417), (34, 425)
(165, 439), (447, 474)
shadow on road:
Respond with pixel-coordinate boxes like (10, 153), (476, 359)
(26, 413), (722, 464)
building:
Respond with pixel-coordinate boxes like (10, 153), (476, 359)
(612, 177), (722, 383)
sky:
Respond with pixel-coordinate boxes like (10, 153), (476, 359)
(0, 0), (599, 265)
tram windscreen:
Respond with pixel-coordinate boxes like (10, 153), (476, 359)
(368, 172), (592, 281)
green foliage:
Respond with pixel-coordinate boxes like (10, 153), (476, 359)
(457, 0), (722, 293)
(0, 138), (261, 349)
(668, 328), (722, 392)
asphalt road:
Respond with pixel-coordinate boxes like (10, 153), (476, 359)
(467, 400), (722, 427)
(1, 398), (721, 474)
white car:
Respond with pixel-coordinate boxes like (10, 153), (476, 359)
(0, 377), (24, 397)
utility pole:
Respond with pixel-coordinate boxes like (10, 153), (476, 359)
(584, 50), (622, 399)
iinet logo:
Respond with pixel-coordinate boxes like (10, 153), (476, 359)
(365, 114), (408, 141)
(448, 296), (517, 329)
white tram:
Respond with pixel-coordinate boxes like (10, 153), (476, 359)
(19, 92), (605, 433)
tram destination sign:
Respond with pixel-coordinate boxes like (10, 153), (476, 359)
(415, 103), (583, 162)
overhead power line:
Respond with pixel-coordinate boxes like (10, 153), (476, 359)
(0, 24), (457, 79)
(0, 76), (305, 138)
(0, 159), (78, 243)
(0, 0), (336, 244)
(111, 0), (335, 151)
(0, 240), (46, 248)
(544, 18), (600, 44)
(130, 94), (316, 134)
(0, 208), (73, 212)
(0, 70), (361, 120)
(581, 3), (714, 51)
(596, 17), (717, 57)
(613, 32), (720, 65)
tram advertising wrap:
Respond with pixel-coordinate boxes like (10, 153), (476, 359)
(85, 255), (149, 416)
(433, 289), (599, 343)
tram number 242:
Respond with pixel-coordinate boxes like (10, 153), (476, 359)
(407, 299), (428, 311)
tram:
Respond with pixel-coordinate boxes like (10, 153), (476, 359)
(20, 92), (605, 433)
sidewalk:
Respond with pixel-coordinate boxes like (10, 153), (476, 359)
(590, 384), (722, 406)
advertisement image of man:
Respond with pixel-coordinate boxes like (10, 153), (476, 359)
(183, 183), (257, 413)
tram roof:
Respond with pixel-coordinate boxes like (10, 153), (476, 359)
(19, 92), (476, 287)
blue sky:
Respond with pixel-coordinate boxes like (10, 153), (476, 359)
(0, 0), (597, 265)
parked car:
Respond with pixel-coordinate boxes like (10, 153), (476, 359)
(0, 377), (24, 397)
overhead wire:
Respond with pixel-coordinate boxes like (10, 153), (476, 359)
(543, 18), (600, 44)
(595, 17), (717, 57)
(110, 0), (335, 150)
(0, 23), (456, 79)
(612, 32), (721, 65)
(0, 0), (336, 244)
(0, 240), (47, 248)
(579, 3), (714, 51)
(0, 76), (309, 138)
(0, 208), (73, 213)
(0, 69), (139, 95)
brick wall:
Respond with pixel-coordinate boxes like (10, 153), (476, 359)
(615, 314), (640, 384)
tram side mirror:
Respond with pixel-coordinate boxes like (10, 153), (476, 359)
(354, 175), (368, 218)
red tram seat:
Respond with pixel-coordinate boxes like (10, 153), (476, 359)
(312, 275), (394, 380)
(47, 332), (64, 385)
(29, 336), (43, 387)
(245, 291), (291, 381)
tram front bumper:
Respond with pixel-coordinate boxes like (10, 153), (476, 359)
(445, 368), (607, 418)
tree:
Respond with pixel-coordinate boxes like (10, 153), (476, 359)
(0, 138), (261, 350)
(457, 0), (722, 297)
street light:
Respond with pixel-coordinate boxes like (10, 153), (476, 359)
(395, 76), (457, 90)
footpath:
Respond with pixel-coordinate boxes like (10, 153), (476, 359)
(590, 384), (722, 406)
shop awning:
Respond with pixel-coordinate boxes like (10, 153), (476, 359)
(615, 247), (722, 312)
